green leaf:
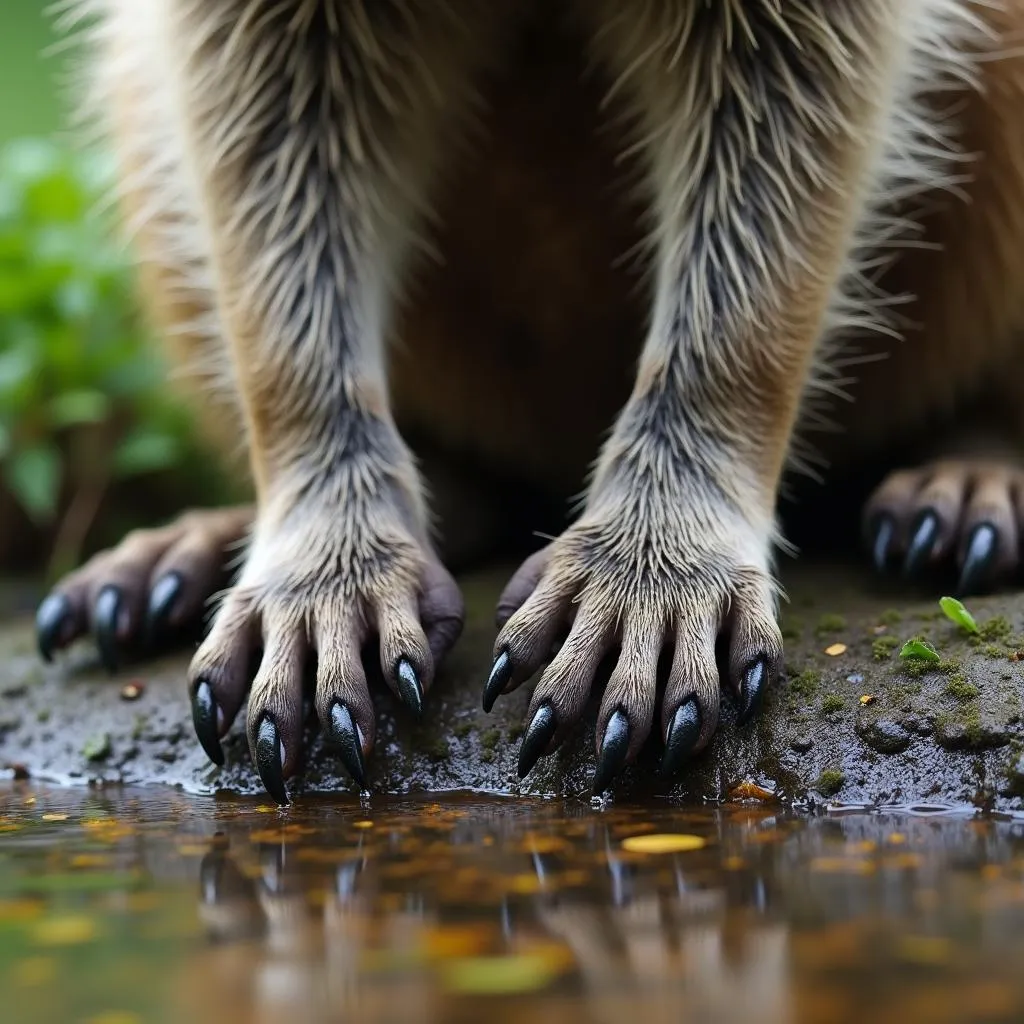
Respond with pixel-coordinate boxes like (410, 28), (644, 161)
(899, 639), (940, 663)
(442, 954), (565, 995)
(4, 443), (61, 523)
(113, 429), (181, 476)
(48, 389), (110, 428)
(82, 733), (112, 762)
(939, 596), (979, 635)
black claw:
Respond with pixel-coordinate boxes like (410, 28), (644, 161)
(254, 716), (288, 805)
(737, 658), (769, 725)
(93, 586), (124, 674)
(661, 698), (702, 778)
(957, 522), (998, 597)
(903, 511), (939, 578)
(395, 658), (423, 718)
(191, 680), (225, 766)
(482, 650), (513, 713)
(328, 701), (367, 790)
(592, 709), (630, 795)
(517, 702), (557, 780)
(146, 572), (183, 641)
(869, 515), (895, 573)
(36, 594), (72, 663)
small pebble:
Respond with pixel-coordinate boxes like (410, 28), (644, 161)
(120, 681), (145, 702)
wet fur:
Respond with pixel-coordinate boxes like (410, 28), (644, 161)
(46, 0), (1024, 781)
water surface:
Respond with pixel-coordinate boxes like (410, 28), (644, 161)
(2, 785), (1024, 1023)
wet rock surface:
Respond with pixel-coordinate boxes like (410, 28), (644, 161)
(2, 560), (1024, 810)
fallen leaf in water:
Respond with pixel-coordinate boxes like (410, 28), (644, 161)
(824, 643), (847, 657)
(41, 813), (68, 821)
(32, 915), (98, 946)
(10, 956), (56, 987)
(898, 935), (952, 965)
(621, 834), (706, 854)
(809, 857), (874, 876)
(442, 953), (567, 995)
(859, 694), (877, 706)
(729, 782), (776, 802)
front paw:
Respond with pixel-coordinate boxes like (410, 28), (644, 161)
(186, 505), (463, 803)
(484, 507), (783, 793)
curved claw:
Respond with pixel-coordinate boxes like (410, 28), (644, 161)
(517, 702), (557, 780)
(482, 650), (513, 713)
(328, 701), (367, 790)
(737, 658), (769, 725)
(869, 515), (895, 573)
(254, 716), (288, 805)
(592, 709), (630, 795)
(957, 523), (998, 597)
(191, 680), (225, 766)
(36, 593), (72, 663)
(395, 658), (423, 718)
(93, 586), (124, 674)
(146, 572), (183, 641)
(903, 511), (939, 578)
(661, 698), (702, 778)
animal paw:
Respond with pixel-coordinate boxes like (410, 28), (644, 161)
(864, 459), (1024, 595)
(35, 507), (253, 671)
(482, 501), (783, 793)
(186, 501), (463, 803)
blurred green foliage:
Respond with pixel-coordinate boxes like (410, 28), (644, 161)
(0, 137), (211, 575)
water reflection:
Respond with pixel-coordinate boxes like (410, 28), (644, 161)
(2, 786), (1024, 1023)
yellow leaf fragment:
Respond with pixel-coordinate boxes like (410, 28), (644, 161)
(621, 833), (706, 854)
(41, 813), (68, 822)
(824, 643), (847, 657)
(442, 953), (567, 995)
(33, 915), (98, 946)
(859, 694), (876, 706)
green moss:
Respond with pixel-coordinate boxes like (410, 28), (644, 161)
(821, 693), (845, 715)
(422, 737), (451, 761)
(980, 616), (1012, 641)
(480, 728), (502, 752)
(82, 733), (111, 762)
(937, 658), (962, 675)
(35, 708), (50, 723)
(816, 614), (847, 636)
(790, 669), (822, 698)
(452, 721), (474, 740)
(873, 635), (901, 660)
(943, 675), (980, 703)
(816, 769), (845, 797)
(480, 749), (495, 764)
(983, 644), (1006, 660)
(879, 609), (903, 625)
(964, 707), (983, 747)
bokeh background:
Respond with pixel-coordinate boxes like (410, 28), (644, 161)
(0, 1), (228, 587)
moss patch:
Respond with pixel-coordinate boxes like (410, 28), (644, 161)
(943, 676), (980, 703)
(816, 769), (845, 797)
(873, 635), (901, 661)
(816, 614), (847, 636)
(821, 693), (845, 715)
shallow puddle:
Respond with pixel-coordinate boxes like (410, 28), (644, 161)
(2, 786), (1024, 1022)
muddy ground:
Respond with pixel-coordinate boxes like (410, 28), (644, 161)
(2, 560), (1024, 810)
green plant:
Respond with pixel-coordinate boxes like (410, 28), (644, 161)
(0, 137), (200, 576)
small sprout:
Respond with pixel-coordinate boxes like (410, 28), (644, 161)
(900, 639), (940, 663)
(939, 596), (979, 635)
(860, 694), (877, 706)
(824, 643), (847, 657)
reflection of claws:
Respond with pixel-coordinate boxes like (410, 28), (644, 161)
(197, 850), (265, 942)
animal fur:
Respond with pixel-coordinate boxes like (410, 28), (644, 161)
(38, 0), (1024, 795)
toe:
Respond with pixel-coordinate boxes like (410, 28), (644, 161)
(246, 623), (308, 803)
(726, 574), (783, 725)
(903, 468), (968, 575)
(486, 574), (573, 711)
(592, 619), (662, 791)
(863, 468), (924, 568)
(188, 593), (259, 764)
(496, 546), (551, 628)
(956, 472), (1018, 595)
(418, 558), (465, 666)
(516, 600), (613, 778)
(376, 593), (433, 716)
(314, 603), (375, 789)
(660, 615), (720, 776)
(36, 592), (82, 662)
